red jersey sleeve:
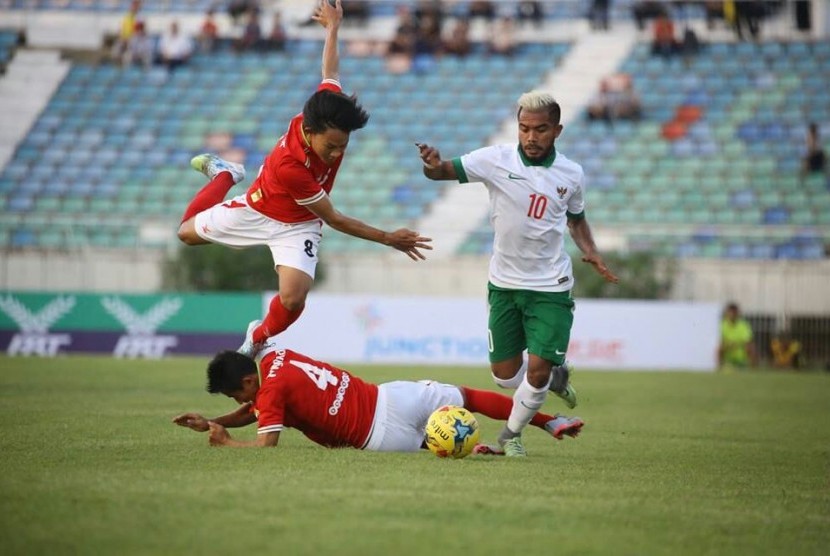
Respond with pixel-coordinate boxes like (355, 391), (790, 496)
(275, 156), (327, 205)
(255, 381), (286, 435)
(318, 79), (342, 93)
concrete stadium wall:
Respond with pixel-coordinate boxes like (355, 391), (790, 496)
(2, 249), (828, 315)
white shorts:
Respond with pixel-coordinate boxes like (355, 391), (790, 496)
(194, 194), (323, 278)
(363, 380), (464, 452)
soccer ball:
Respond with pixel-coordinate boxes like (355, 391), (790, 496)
(424, 405), (480, 459)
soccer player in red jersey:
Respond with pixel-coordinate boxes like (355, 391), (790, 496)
(175, 0), (432, 355)
(173, 341), (584, 454)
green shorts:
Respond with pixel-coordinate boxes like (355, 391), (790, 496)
(487, 283), (575, 365)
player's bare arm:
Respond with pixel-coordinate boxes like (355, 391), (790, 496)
(313, 0), (342, 81)
(207, 422), (280, 448)
(172, 402), (257, 432)
(305, 195), (433, 260)
(568, 217), (619, 283)
(417, 143), (458, 180)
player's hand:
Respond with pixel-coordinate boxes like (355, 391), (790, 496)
(208, 421), (231, 446)
(312, 0), (342, 29)
(384, 228), (433, 261)
(582, 253), (619, 283)
(172, 413), (210, 432)
(416, 143), (441, 170)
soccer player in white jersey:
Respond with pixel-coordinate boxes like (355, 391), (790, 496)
(417, 91), (618, 456)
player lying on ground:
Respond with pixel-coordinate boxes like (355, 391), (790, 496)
(173, 340), (584, 454)
(176, 0), (431, 357)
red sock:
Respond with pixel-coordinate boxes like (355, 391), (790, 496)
(180, 172), (235, 223)
(461, 386), (556, 431)
(253, 295), (304, 343)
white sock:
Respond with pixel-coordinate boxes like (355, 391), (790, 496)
(491, 358), (527, 390)
(506, 373), (552, 435)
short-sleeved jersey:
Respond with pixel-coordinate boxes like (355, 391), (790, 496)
(254, 346), (379, 449)
(452, 145), (585, 292)
(245, 79), (344, 223)
(720, 318), (753, 365)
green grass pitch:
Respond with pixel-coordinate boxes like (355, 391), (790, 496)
(0, 355), (827, 555)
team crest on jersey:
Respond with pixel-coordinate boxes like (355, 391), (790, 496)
(556, 186), (568, 199)
(0, 295), (75, 356)
(102, 296), (182, 359)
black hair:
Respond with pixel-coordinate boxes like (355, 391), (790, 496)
(302, 89), (370, 134)
(725, 302), (739, 313)
(206, 350), (258, 394)
(517, 101), (561, 127)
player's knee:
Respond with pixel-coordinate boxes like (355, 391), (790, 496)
(278, 291), (307, 312)
(526, 365), (552, 388)
(176, 226), (199, 245)
(490, 358), (522, 383)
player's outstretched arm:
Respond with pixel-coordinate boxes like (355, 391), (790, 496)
(172, 402), (257, 432)
(208, 422), (280, 448)
(417, 143), (458, 181)
(312, 0), (342, 82)
(305, 195), (433, 260)
(567, 217), (619, 283)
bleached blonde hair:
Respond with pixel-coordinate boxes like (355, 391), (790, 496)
(517, 90), (561, 124)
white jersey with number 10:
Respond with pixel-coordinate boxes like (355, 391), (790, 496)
(453, 145), (586, 292)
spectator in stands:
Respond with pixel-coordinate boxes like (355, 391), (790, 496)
(412, 10), (442, 72)
(414, 0), (444, 28)
(385, 31), (416, 73)
(414, 10), (442, 56)
(587, 74), (642, 124)
(770, 330), (803, 370)
(393, 3), (419, 36)
(588, 0), (611, 31)
(516, 1), (544, 28)
(342, 0), (369, 26)
(800, 122), (827, 181)
(111, 0), (141, 62)
(587, 80), (613, 123)
(235, 8), (263, 52)
(468, 0), (496, 22)
(631, 1), (666, 31)
(615, 77), (642, 120)
(680, 25), (702, 58)
(718, 302), (758, 371)
(123, 20), (153, 69)
(732, 0), (762, 41)
(157, 21), (193, 72)
(651, 11), (678, 58)
(228, 0), (259, 25)
(385, 5), (417, 74)
(488, 16), (517, 56)
(443, 18), (472, 57)
(265, 10), (288, 52)
(703, 1), (725, 30)
(197, 9), (219, 53)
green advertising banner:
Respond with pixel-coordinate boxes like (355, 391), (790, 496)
(0, 291), (265, 357)
(0, 292), (262, 332)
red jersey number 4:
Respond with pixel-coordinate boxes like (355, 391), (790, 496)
(291, 360), (338, 390)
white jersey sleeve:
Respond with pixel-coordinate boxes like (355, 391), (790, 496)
(452, 146), (500, 185)
(567, 167), (586, 217)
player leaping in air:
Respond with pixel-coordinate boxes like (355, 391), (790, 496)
(173, 338), (584, 455)
(175, 0), (432, 357)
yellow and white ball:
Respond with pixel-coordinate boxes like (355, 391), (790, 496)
(425, 405), (480, 459)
